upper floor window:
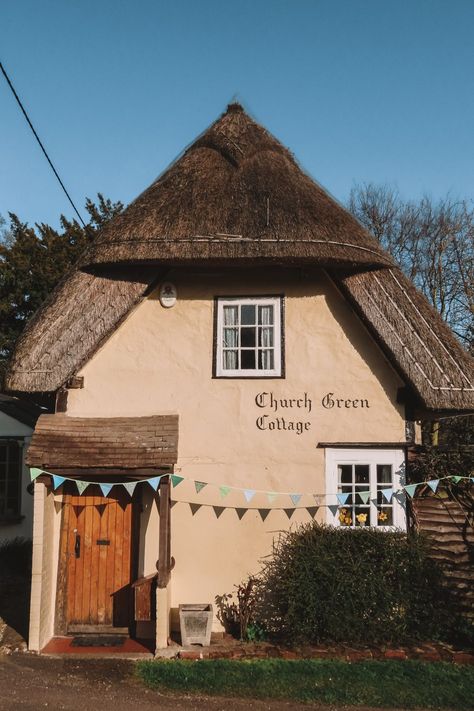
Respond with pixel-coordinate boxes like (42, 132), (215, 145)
(0, 440), (22, 520)
(215, 296), (284, 377)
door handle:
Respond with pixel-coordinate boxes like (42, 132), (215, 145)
(74, 533), (81, 559)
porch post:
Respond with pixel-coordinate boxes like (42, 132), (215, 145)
(156, 475), (171, 650)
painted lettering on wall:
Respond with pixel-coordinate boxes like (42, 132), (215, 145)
(255, 392), (312, 435)
(321, 392), (370, 409)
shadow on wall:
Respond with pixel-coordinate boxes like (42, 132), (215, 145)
(0, 537), (32, 647)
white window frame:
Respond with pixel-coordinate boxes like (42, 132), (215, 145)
(215, 296), (283, 378)
(325, 448), (406, 530)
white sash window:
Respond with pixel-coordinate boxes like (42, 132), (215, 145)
(215, 296), (283, 377)
(325, 448), (406, 529)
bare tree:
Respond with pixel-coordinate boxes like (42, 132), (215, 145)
(348, 184), (474, 347)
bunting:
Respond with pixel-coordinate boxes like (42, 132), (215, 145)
(380, 488), (394, 503)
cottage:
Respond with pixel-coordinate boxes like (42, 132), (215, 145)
(5, 104), (474, 653)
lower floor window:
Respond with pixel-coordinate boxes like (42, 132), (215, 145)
(0, 440), (22, 519)
(325, 448), (406, 529)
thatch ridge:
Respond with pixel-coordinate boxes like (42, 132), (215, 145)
(81, 103), (395, 270)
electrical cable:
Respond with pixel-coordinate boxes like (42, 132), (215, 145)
(0, 60), (86, 227)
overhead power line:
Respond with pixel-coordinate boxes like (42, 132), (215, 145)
(0, 60), (86, 227)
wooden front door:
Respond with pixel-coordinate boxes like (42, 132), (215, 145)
(60, 488), (135, 631)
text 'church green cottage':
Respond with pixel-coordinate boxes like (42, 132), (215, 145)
(5, 104), (473, 652)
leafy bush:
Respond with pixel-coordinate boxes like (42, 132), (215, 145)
(252, 523), (456, 646)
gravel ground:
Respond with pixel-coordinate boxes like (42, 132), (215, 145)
(0, 653), (423, 711)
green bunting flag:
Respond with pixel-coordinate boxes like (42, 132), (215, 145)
(451, 476), (462, 484)
(219, 486), (231, 498)
(76, 480), (89, 495)
(266, 492), (278, 504)
(123, 481), (138, 497)
(30, 467), (43, 481)
(194, 481), (207, 494)
(358, 490), (371, 504)
(404, 483), (418, 498)
(171, 474), (184, 488)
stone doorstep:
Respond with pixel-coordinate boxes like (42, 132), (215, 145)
(154, 641), (474, 665)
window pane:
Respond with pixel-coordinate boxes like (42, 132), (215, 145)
(259, 327), (274, 347)
(241, 350), (256, 369)
(223, 306), (238, 326)
(241, 327), (256, 347)
(241, 305), (256, 325)
(223, 350), (238, 370)
(338, 465), (352, 484)
(259, 349), (274, 370)
(354, 505), (370, 526)
(223, 328), (238, 348)
(377, 464), (392, 484)
(0, 446), (6, 462)
(258, 305), (274, 325)
(355, 465), (369, 483)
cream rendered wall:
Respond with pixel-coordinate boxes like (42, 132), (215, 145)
(28, 482), (61, 651)
(68, 268), (405, 629)
(0, 411), (33, 542)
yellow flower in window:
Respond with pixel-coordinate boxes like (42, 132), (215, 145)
(378, 510), (388, 522)
(356, 513), (367, 526)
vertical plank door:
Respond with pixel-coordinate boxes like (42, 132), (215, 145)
(64, 488), (133, 629)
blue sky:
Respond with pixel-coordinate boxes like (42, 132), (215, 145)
(1, 0), (473, 228)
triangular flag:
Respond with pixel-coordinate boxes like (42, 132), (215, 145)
(170, 499), (178, 508)
(266, 492), (278, 504)
(427, 479), (439, 493)
(194, 481), (207, 494)
(358, 490), (371, 504)
(471, 477), (474, 484)
(258, 509), (271, 522)
(220, 486), (231, 498)
(243, 489), (256, 502)
(189, 503), (202, 516)
(284, 509), (295, 520)
(336, 492), (350, 506)
(147, 476), (162, 491)
(73, 505), (84, 517)
(54, 501), (64, 514)
(328, 504), (339, 517)
(213, 506), (225, 519)
(171, 474), (184, 488)
(99, 483), (113, 497)
(96, 504), (106, 517)
(290, 494), (302, 506)
(313, 495), (323, 505)
(380, 488), (393, 503)
(451, 476), (462, 484)
(404, 483), (418, 498)
(52, 475), (66, 491)
(76, 480), (89, 495)
(30, 467), (43, 481)
(123, 481), (138, 497)
(306, 507), (319, 519)
(235, 508), (247, 520)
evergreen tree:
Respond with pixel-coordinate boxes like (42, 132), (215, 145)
(0, 195), (123, 381)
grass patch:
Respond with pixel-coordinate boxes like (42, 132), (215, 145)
(136, 658), (474, 709)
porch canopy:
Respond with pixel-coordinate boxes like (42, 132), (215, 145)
(26, 413), (179, 477)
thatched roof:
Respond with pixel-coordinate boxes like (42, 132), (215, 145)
(4, 105), (474, 412)
(81, 103), (395, 270)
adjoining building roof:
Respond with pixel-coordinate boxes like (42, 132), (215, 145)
(4, 105), (474, 412)
(26, 414), (179, 470)
(81, 103), (395, 271)
(0, 393), (43, 428)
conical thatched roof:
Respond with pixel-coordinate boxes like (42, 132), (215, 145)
(82, 103), (394, 270)
(4, 105), (474, 412)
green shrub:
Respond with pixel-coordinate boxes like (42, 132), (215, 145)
(253, 523), (456, 646)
